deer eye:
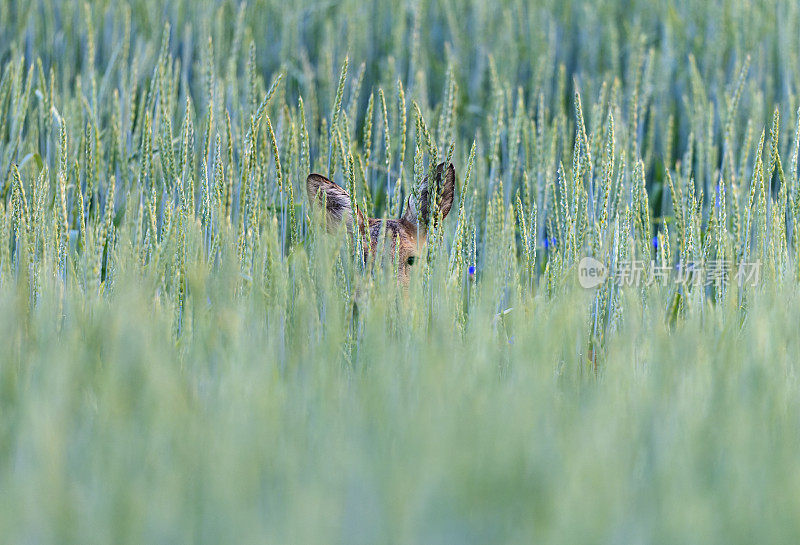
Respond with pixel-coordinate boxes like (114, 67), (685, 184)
(406, 256), (416, 266)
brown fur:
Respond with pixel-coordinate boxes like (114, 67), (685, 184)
(307, 163), (455, 285)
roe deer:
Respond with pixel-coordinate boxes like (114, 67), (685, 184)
(306, 162), (455, 285)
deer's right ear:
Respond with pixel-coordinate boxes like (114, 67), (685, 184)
(307, 173), (361, 230)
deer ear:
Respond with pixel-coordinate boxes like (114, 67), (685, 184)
(401, 162), (455, 227)
(307, 173), (363, 230)
(438, 162), (455, 220)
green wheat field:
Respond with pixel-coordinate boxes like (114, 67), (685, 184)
(2, 0), (800, 543)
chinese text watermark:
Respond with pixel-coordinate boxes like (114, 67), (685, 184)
(578, 257), (761, 289)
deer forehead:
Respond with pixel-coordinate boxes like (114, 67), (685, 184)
(368, 219), (425, 254)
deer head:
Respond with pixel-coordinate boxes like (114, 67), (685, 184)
(306, 162), (455, 284)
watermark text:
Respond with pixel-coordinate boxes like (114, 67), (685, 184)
(578, 257), (760, 289)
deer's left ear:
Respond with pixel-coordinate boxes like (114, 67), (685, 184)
(437, 163), (456, 220)
(402, 162), (455, 228)
(307, 173), (364, 231)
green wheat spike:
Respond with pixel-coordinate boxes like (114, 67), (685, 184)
(327, 56), (348, 175)
(379, 88), (393, 211)
(362, 92), (374, 170)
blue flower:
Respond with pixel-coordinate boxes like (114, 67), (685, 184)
(652, 236), (658, 249)
(468, 265), (476, 276)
